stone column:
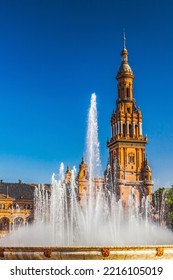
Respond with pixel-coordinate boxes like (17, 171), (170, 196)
(120, 121), (123, 135)
(133, 122), (135, 136)
(127, 121), (129, 135)
(139, 122), (142, 136)
(112, 124), (114, 137)
(115, 123), (117, 135)
(117, 121), (120, 135)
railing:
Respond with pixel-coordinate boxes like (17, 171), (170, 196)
(0, 209), (32, 215)
(107, 135), (148, 144)
(0, 245), (172, 259)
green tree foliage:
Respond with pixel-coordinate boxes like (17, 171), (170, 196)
(152, 187), (173, 230)
(166, 187), (173, 229)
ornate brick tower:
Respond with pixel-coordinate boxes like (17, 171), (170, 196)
(107, 35), (153, 206)
(77, 156), (104, 205)
(78, 156), (89, 195)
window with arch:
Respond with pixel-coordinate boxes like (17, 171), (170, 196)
(27, 217), (34, 225)
(127, 87), (130, 98)
(135, 125), (138, 138)
(14, 217), (24, 230)
(129, 124), (132, 136)
(127, 107), (131, 114)
(128, 153), (135, 164)
(0, 217), (10, 231)
(123, 124), (126, 137)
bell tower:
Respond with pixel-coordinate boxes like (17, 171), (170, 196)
(107, 34), (153, 206)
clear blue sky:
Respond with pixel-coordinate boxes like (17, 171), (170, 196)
(0, 0), (172, 188)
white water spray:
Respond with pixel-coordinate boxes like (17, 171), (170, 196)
(86, 93), (102, 179)
(1, 93), (173, 247)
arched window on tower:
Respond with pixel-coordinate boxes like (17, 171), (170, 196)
(127, 107), (131, 114)
(135, 125), (138, 138)
(129, 124), (132, 137)
(128, 153), (135, 164)
(123, 124), (126, 137)
(127, 87), (130, 98)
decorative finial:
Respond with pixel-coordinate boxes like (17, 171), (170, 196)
(144, 152), (148, 164)
(67, 166), (70, 172)
(123, 30), (126, 49)
(82, 154), (84, 163)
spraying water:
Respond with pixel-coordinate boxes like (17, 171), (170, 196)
(86, 93), (102, 179)
(1, 93), (173, 246)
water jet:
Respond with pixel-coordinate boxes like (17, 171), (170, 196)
(0, 93), (173, 259)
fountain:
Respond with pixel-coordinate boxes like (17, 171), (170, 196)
(0, 93), (173, 259)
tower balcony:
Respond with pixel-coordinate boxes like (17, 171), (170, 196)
(116, 179), (154, 186)
(107, 135), (148, 148)
(144, 179), (154, 186)
(117, 97), (136, 103)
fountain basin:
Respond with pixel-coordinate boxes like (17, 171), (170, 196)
(0, 246), (173, 260)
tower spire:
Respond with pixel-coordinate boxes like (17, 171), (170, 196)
(123, 31), (126, 49)
(116, 33), (134, 81)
